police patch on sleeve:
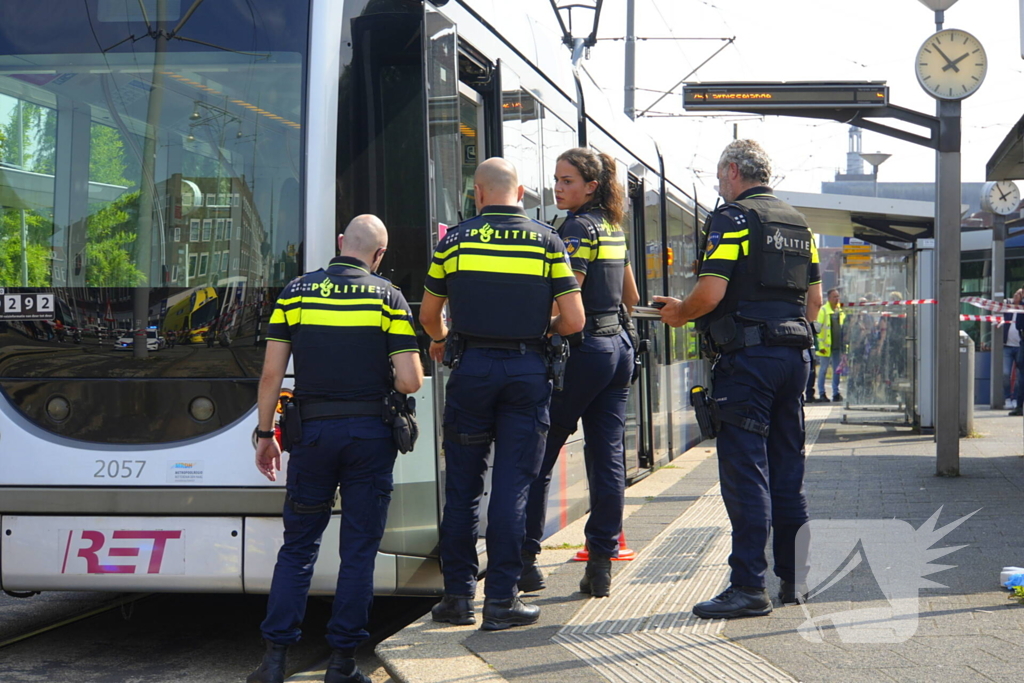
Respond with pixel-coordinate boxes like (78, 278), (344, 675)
(563, 236), (581, 255)
(705, 231), (722, 255)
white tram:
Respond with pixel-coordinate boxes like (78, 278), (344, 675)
(0, 0), (708, 596)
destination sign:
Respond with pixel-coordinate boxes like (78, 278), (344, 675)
(683, 82), (888, 110)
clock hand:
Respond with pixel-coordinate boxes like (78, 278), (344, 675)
(999, 189), (1009, 201)
(942, 52), (969, 73)
(932, 43), (957, 69)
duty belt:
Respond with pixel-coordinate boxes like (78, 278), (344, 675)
(585, 312), (621, 333)
(298, 399), (381, 421)
(462, 336), (546, 353)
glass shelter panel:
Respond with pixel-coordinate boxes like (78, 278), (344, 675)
(834, 250), (916, 426)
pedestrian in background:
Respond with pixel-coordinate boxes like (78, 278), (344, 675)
(815, 288), (845, 403)
(655, 139), (822, 619)
(248, 215), (423, 683)
(520, 148), (639, 599)
(421, 158), (585, 631)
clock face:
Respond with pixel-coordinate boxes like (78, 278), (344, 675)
(983, 181), (1021, 216)
(915, 29), (987, 100)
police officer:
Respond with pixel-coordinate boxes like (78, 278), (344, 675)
(420, 158), (585, 630)
(520, 148), (639, 598)
(248, 215), (424, 683)
(655, 140), (822, 619)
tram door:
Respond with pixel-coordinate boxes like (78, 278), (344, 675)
(623, 173), (655, 479)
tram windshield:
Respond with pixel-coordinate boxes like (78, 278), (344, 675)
(0, 0), (309, 379)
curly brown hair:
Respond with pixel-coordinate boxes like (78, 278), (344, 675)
(557, 147), (625, 227)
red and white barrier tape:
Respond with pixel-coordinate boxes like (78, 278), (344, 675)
(842, 299), (936, 307)
(959, 296), (1024, 313)
(961, 314), (1006, 325)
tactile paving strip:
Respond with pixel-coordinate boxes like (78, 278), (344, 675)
(554, 405), (833, 682)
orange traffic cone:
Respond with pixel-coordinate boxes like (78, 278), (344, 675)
(573, 532), (635, 562)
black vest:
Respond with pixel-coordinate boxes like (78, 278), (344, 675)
(702, 196), (812, 326)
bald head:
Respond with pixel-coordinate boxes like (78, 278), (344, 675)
(338, 214), (388, 269)
(474, 158), (523, 211)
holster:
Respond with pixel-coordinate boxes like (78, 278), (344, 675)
(689, 384), (770, 441)
(545, 334), (570, 392)
(442, 333), (465, 369)
(281, 399), (301, 451)
(383, 392), (419, 454)
(619, 304), (642, 384)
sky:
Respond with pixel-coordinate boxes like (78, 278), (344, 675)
(580, 0), (1024, 197)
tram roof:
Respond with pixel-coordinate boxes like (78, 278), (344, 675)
(775, 190), (950, 246)
(987, 110), (1024, 181)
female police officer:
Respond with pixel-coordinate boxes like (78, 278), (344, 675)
(520, 148), (640, 598)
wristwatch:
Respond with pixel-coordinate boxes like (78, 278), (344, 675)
(256, 429), (275, 439)
(431, 336), (447, 344)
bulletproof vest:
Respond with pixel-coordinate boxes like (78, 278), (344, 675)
(703, 196), (812, 326)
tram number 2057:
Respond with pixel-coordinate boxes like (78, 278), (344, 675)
(94, 459), (147, 479)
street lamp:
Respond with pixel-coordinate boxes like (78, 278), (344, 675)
(859, 152), (891, 197)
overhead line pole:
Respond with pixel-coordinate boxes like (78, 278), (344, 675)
(625, 0), (636, 119)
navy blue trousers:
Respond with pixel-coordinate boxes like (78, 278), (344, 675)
(712, 345), (810, 589)
(524, 331), (634, 559)
(261, 416), (396, 651)
(440, 348), (551, 599)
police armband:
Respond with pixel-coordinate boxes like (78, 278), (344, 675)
(383, 392), (419, 454)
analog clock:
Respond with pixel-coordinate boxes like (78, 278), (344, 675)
(981, 181), (1021, 216)
(915, 29), (987, 100)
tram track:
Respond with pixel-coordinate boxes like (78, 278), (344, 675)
(0, 593), (153, 651)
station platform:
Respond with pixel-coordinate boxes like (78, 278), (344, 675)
(376, 405), (1024, 683)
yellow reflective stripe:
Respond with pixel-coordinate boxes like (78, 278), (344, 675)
(572, 246), (594, 260)
(741, 240), (749, 257)
(465, 242), (545, 254)
(276, 296), (301, 306)
(545, 251), (570, 259)
(265, 337), (291, 343)
(596, 243), (627, 261)
(270, 309), (287, 324)
(389, 347), (418, 356)
(699, 272), (730, 281)
(383, 304), (409, 318)
(550, 260), (575, 280)
(386, 319), (416, 337)
(299, 297), (382, 307)
(706, 244), (740, 261)
(301, 309), (381, 327)
(723, 229), (748, 239)
(284, 308), (301, 325)
(457, 254), (545, 276)
(423, 286), (447, 298)
(435, 244), (458, 259)
(428, 261), (447, 279)
(554, 286), (581, 297)
(810, 238), (820, 265)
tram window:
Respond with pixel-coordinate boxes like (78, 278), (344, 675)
(459, 87), (484, 220)
(666, 196), (698, 361)
(540, 107), (575, 225)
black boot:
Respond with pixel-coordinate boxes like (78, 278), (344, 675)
(431, 594), (475, 625)
(579, 556), (612, 598)
(692, 585), (772, 619)
(518, 551), (546, 593)
(480, 595), (540, 631)
(778, 580), (805, 605)
(324, 649), (370, 683)
(247, 641), (287, 683)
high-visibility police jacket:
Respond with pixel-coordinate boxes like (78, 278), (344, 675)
(423, 205), (579, 340)
(265, 256), (419, 401)
(815, 301), (846, 358)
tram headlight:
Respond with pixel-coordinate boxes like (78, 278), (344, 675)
(189, 396), (216, 422)
(45, 396), (71, 423)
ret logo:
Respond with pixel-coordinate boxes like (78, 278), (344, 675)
(795, 507), (977, 644)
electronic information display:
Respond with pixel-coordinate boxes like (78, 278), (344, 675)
(683, 82), (888, 110)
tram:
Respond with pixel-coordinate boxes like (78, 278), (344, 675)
(0, 0), (708, 596)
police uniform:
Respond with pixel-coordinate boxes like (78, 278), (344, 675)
(424, 205), (579, 603)
(523, 205), (634, 563)
(260, 256), (418, 654)
(697, 187), (820, 595)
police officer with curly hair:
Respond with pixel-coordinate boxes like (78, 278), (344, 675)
(420, 158), (585, 630)
(656, 140), (823, 619)
(519, 148), (639, 599)
(248, 215), (424, 683)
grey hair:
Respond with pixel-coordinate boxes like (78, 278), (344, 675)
(718, 139), (772, 185)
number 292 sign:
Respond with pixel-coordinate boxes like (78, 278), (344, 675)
(0, 292), (56, 321)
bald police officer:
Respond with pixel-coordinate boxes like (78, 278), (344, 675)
(420, 158), (585, 630)
(655, 140), (822, 619)
(249, 215), (424, 683)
